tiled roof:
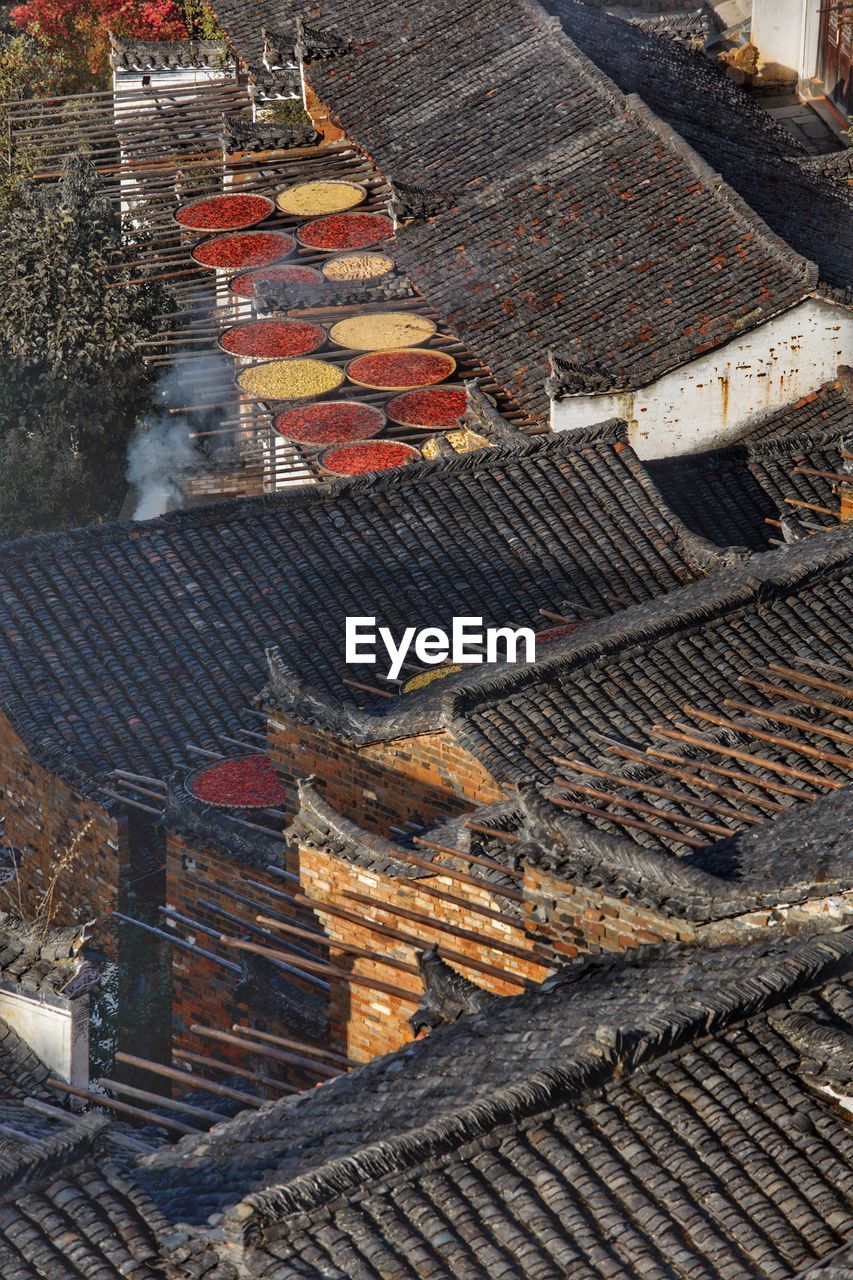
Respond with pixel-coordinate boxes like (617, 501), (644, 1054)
(547, 0), (853, 292)
(0, 1020), (53, 1100)
(135, 928), (853, 1280)
(0, 427), (706, 790)
(0, 914), (100, 999)
(646, 389), (853, 550)
(734, 373), (853, 444)
(288, 0), (814, 419)
(207, 0), (817, 420)
(519, 782), (853, 922)
(451, 532), (853, 797)
(0, 1112), (170, 1279)
(108, 34), (234, 70)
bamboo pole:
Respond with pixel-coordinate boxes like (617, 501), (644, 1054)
(550, 779), (736, 838)
(600, 742), (790, 813)
(552, 757), (760, 826)
(294, 892), (527, 988)
(219, 935), (420, 1003)
(684, 704), (853, 769)
(738, 675), (853, 722)
(783, 497), (838, 518)
(341, 889), (551, 970)
(652, 725), (844, 790)
(115, 1052), (263, 1107)
(463, 821), (522, 844)
(411, 836), (524, 882)
(407, 879), (528, 930)
(254, 913), (419, 976)
(642, 743), (817, 803)
(724, 696), (853, 746)
(229, 1024), (355, 1069)
(96, 1077), (222, 1124)
(174, 1049), (300, 1095)
(112, 910), (241, 973)
(46, 1079), (200, 1136)
(766, 663), (853, 701)
(190, 1018), (340, 1078)
(189, 1023), (351, 1069)
(548, 795), (707, 848)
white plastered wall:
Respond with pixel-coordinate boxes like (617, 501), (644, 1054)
(751, 0), (822, 83)
(0, 987), (89, 1086)
(550, 295), (852, 458)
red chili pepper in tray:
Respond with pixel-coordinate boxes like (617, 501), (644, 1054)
(296, 213), (393, 251)
(320, 440), (419, 475)
(176, 193), (274, 231)
(219, 319), (326, 358)
(192, 230), (295, 269)
(385, 387), (467, 428)
(190, 755), (288, 808)
(229, 264), (321, 297)
(275, 401), (385, 444)
(347, 348), (456, 390)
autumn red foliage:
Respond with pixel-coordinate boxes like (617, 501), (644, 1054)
(11, 0), (189, 78)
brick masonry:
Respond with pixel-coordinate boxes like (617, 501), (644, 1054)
(525, 862), (853, 957)
(0, 711), (125, 926)
(295, 842), (551, 1062)
(268, 717), (506, 835)
(165, 831), (335, 1092)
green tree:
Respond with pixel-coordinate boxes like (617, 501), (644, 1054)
(0, 156), (170, 536)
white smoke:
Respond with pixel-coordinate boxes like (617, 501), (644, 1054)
(127, 414), (196, 520)
(127, 352), (232, 521)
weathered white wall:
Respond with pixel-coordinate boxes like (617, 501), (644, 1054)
(0, 988), (89, 1086)
(751, 0), (822, 81)
(550, 296), (852, 458)
(113, 65), (232, 219)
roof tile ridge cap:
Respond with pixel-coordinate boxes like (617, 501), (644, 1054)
(624, 93), (818, 291)
(0, 1112), (109, 1199)
(0, 440), (543, 559)
(0, 433), (639, 561)
(445, 533), (853, 721)
(746, 418), (852, 460)
(285, 776), (424, 872)
(228, 929), (853, 1241)
(518, 793), (756, 921)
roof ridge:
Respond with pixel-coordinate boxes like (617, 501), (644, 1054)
(446, 530), (853, 738)
(0, 1113), (109, 1199)
(229, 928), (853, 1243)
(0, 424), (629, 563)
(519, 787), (853, 920)
(284, 777), (428, 877)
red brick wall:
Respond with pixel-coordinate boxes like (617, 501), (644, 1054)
(0, 712), (124, 925)
(523, 864), (853, 957)
(165, 831), (333, 1092)
(297, 843), (551, 1062)
(524, 863), (697, 957)
(268, 717), (505, 835)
